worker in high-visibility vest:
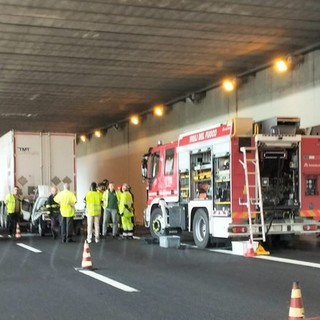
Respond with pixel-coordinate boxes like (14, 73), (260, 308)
(45, 186), (60, 239)
(54, 183), (77, 243)
(85, 182), (102, 243)
(4, 186), (22, 238)
(102, 182), (118, 238)
(119, 183), (134, 239)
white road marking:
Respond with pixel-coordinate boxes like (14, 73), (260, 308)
(255, 255), (320, 269)
(16, 243), (42, 253)
(77, 269), (139, 292)
(208, 248), (235, 255)
(183, 243), (320, 269)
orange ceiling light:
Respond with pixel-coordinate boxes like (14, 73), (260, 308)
(94, 130), (102, 138)
(274, 58), (289, 73)
(153, 104), (164, 117)
(130, 114), (140, 125)
(80, 135), (86, 142)
(222, 79), (236, 92)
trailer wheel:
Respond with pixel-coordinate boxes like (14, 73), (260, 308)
(29, 222), (36, 233)
(150, 208), (164, 238)
(0, 204), (7, 228)
(193, 209), (210, 249)
(74, 221), (82, 236)
(38, 219), (45, 237)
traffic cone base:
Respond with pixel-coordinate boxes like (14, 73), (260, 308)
(288, 281), (304, 320)
(244, 239), (255, 257)
(255, 244), (270, 256)
(81, 240), (93, 269)
(15, 223), (22, 239)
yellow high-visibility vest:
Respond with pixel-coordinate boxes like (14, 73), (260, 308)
(54, 190), (77, 218)
(119, 191), (133, 217)
(4, 194), (19, 214)
(85, 191), (102, 216)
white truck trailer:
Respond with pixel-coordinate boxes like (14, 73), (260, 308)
(0, 131), (80, 231)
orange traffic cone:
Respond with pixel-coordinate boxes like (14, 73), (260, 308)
(288, 281), (305, 319)
(15, 223), (21, 239)
(81, 240), (93, 269)
(245, 239), (255, 257)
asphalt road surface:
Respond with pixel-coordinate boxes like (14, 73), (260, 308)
(1, 229), (320, 320)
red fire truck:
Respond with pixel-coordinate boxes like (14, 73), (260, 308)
(141, 117), (320, 248)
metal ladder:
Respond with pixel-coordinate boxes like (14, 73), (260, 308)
(239, 146), (266, 242)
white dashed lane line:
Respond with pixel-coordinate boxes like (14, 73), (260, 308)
(16, 243), (42, 253)
(76, 269), (140, 293)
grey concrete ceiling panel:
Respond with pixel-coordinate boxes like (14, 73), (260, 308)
(0, 0), (319, 135)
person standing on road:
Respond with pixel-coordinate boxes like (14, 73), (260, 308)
(85, 182), (102, 243)
(116, 184), (123, 235)
(54, 183), (77, 243)
(4, 186), (22, 238)
(45, 186), (60, 239)
(102, 182), (118, 238)
(97, 182), (106, 236)
(119, 183), (134, 240)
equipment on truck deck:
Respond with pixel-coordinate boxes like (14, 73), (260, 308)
(141, 117), (320, 248)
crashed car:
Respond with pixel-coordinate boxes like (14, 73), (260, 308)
(31, 195), (85, 237)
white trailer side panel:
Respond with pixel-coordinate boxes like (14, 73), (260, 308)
(15, 132), (42, 198)
(0, 131), (14, 201)
(0, 131), (76, 201)
(44, 133), (76, 192)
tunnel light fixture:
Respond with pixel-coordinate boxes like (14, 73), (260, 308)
(130, 114), (140, 125)
(153, 104), (164, 117)
(80, 135), (87, 142)
(274, 58), (288, 73)
(94, 130), (102, 138)
(222, 79), (236, 92)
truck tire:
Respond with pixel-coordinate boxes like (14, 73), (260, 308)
(38, 219), (45, 237)
(74, 221), (82, 236)
(29, 222), (36, 233)
(150, 208), (164, 238)
(193, 209), (210, 249)
(0, 204), (7, 228)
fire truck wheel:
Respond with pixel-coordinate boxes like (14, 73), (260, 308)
(193, 209), (210, 249)
(150, 208), (163, 238)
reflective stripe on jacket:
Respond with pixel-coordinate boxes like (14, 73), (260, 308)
(54, 190), (76, 217)
(85, 191), (102, 216)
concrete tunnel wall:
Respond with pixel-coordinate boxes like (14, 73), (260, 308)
(76, 50), (320, 225)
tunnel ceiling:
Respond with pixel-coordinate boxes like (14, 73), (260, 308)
(0, 0), (319, 136)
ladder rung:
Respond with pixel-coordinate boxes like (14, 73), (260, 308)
(240, 147), (256, 151)
(247, 172), (255, 175)
(253, 237), (264, 241)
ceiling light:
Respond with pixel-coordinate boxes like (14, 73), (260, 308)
(222, 79), (236, 92)
(80, 135), (86, 142)
(274, 59), (288, 73)
(130, 115), (140, 125)
(94, 130), (101, 138)
(153, 104), (164, 117)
